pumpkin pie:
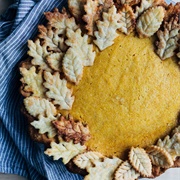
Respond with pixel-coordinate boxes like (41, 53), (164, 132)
(20, 0), (180, 179)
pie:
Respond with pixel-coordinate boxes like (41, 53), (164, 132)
(19, 0), (180, 179)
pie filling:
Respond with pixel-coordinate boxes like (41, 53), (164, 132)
(59, 33), (180, 158)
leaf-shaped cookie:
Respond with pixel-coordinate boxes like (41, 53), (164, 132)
(20, 66), (45, 97)
(164, 3), (180, 22)
(85, 157), (122, 180)
(118, 4), (136, 35)
(135, 0), (153, 18)
(129, 147), (152, 177)
(38, 25), (62, 52)
(31, 114), (57, 138)
(68, 0), (85, 20)
(46, 52), (64, 72)
(114, 160), (140, 180)
(156, 15), (180, 60)
(136, 6), (165, 38)
(135, 0), (166, 18)
(94, 5), (121, 50)
(28, 39), (51, 71)
(62, 48), (83, 84)
(43, 71), (74, 110)
(99, 0), (114, 11)
(153, 0), (167, 6)
(83, 0), (99, 36)
(83, 0), (114, 36)
(146, 145), (174, 168)
(24, 97), (57, 118)
(73, 151), (104, 169)
(156, 133), (180, 161)
(44, 8), (78, 35)
(53, 115), (91, 145)
(65, 28), (96, 66)
(38, 25), (68, 53)
(44, 138), (86, 164)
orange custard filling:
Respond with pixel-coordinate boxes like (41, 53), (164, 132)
(60, 33), (180, 158)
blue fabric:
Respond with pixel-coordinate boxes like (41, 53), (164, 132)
(0, 0), (175, 179)
(0, 0), (82, 179)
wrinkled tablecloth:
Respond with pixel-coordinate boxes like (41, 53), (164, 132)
(0, 0), (82, 179)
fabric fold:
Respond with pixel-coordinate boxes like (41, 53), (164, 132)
(0, 0), (82, 179)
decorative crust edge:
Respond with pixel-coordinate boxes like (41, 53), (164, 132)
(19, 1), (180, 180)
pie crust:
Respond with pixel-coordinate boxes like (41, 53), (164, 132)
(19, 1), (180, 179)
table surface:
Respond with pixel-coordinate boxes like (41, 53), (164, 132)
(0, 0), (179, 180)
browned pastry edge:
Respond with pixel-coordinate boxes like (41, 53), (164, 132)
(66, 160), (88, 176)
(65, 157), (180, 178)
(114, 0), (141, 7)
(164, 3), (180, 22)
(150, 157), (180, 178)
(21, 105), (55, 145)
(19, 57), (32, 69)
(174, 157), (180, 167)
(21, 99), (88, 176)
(19, 58), (33, 97)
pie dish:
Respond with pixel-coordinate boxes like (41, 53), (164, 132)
(19, 0), (180, 179)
